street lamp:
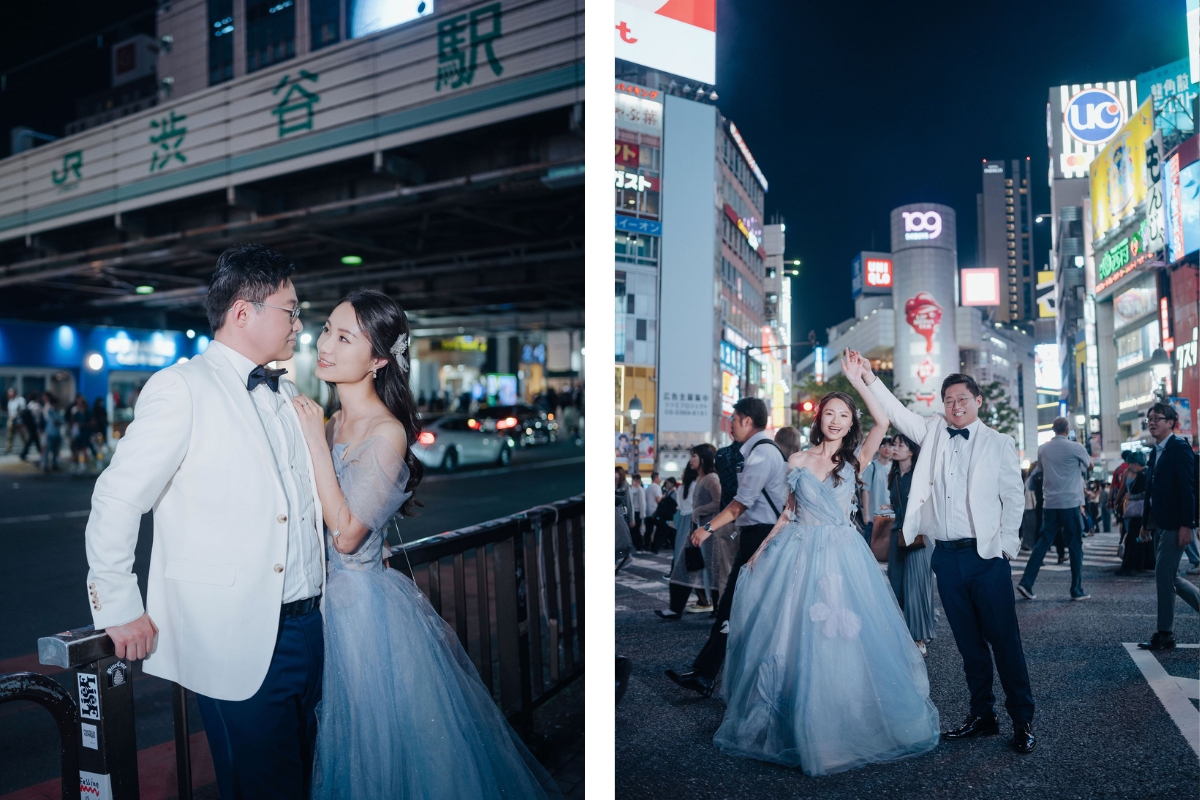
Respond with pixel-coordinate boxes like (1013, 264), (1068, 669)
(628, 395), (643, 476)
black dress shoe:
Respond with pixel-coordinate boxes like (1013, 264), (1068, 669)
(1012, 721), (1036, 753)
(942, 713), (999, 740)
(665, 669), (714, 697)
(1138, 631), (1177, 651)
(655, 610), (682, 620)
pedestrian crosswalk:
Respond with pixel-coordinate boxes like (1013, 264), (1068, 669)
(1124, 642), (1200, 758)
(1008, 531), (1124, 572)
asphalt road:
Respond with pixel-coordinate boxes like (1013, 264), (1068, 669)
(0, 438), (582, 796)
(616, 532), (1200, 800)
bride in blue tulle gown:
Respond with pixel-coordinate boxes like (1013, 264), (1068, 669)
(293, 291), (560, 799)
(713, 351), (940, 776)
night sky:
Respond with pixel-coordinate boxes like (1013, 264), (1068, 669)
(714, 0), (1191, 349)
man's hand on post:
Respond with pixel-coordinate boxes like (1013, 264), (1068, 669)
(105, 613), (158, 661)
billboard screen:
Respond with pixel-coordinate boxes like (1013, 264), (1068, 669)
(1090, 98), (1154, 241)
(615, 1), (715, 85)
(1036, 270), (1057, 317)
(1034, 343), (1062, 391)
(1137, 58), (1198, 136)
(961, 267), (1001, 306)
(1164, 145), (1200, 264)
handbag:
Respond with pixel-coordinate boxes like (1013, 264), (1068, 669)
(683, 544), (706, 572)
(897, 532), (927, 553)
(869, 515), (893, 562)
(1124, 493), (1145, 519)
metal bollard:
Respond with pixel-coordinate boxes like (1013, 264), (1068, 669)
(0, 672), (82, 800)
(39, 626), (140, 800)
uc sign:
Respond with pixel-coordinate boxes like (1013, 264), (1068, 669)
(1064, 88), (1125, 146)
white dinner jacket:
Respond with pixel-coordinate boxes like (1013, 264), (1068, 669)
(868, 379), (1024, 560)
(84, 345), (325, 701)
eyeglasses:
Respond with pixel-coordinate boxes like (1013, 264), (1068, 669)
(1146, 415), (1170, 424)
(943, 396), (974, 408)
(254, 302), (301, 323)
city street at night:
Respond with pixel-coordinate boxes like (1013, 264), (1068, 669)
(0, 439), (583, 798)
(615, 537), (1200, 800)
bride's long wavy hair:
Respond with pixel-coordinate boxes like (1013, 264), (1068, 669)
(808, 391), (862, 489)
(326, 290), (424, 516)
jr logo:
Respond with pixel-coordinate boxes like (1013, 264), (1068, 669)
(1063, 88), (1125, 146)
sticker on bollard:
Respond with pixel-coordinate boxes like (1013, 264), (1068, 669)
(82, 722), (99, 750)
(80, 770), (113, 799)
(78, 673), (100, 719)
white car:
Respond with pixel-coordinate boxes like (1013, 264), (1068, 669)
(412, 414), (515, 471)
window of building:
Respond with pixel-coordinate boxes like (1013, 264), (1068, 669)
(615, 273), (626, 362)
(627, 293), (636, 313)
(246, 0), (296, 74)
(208, 0), (235, 86)
(615, 231), (659, 266)
(636, 319), (647, 341)
(311, 0), (340, 50)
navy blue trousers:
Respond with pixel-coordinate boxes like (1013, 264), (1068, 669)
(1020, 507), (1086, 598)
(931, 544), (1034, 725)
(196, 608), (324, 800)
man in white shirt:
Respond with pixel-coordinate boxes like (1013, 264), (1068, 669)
(5, 387), (26, 454)
(850, 355), (1035, 755)
(641, 472), (663, 551)
(85, 245), (324, 799)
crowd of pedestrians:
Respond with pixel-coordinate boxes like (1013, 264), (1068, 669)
(3, 387), (109, 473)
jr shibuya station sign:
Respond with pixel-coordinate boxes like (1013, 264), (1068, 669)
(0, 0), (583, 241)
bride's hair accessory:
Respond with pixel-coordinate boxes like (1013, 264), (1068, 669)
(390, 333), (410, 373)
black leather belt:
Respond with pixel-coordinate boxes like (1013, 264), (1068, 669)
(281, 595), (320, 620)
(935, 538), (977, 551)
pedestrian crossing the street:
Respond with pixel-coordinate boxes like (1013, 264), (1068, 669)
(1008, 531), (1124, 572)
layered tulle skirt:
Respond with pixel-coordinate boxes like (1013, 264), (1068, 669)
(313, 565), (560, 798)
(714, 520), (940, 776)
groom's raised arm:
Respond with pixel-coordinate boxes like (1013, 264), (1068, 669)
(864, 376), (928, 444)
(85, 369), (192, 630)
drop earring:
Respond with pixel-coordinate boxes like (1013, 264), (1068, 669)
(371, 367), (377, 379)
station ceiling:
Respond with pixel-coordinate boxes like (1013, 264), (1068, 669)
(0, 109), (583, 337)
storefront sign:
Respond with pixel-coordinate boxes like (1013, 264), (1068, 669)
(614, 215), (661, 237)
(104, 332), (177, 368)
(615, 169), (658, 192)
(614, 0), (716, 86)
(865, 258), (892, 289)
(901, 211), (942, 241)
(727, 122), (768, 192)
(1090, 98), (1154, 241)
(1096, 218), (1156, 293)
(1113, 283), (1157, 330)
(615, 141), (640, 167)
(432, 336), (487, 351)
(1143, 130), (1166, 256)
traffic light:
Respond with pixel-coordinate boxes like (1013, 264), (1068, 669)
(802, 400), (814, 413)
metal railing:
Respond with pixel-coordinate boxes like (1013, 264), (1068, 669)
(6, 495), (584, 799)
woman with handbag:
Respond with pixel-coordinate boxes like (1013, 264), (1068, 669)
(1115, 453), (1151, 575)
(657, 445), (720, 619)
(885, 434), (937, 655)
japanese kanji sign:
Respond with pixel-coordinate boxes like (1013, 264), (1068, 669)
(272, 70), (321, 137)
(149, 111), (187, 172)
(437, 3), (504, 91)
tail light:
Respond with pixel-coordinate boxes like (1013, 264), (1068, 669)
(496, 416), (518, 430)
(467, 418), (481, 430)
(417, 431), (436, 446)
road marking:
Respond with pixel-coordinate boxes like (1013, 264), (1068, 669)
(0, 509), (90, 525)
(422, 455), (584, 483)
(1123, 642), (1200, 758)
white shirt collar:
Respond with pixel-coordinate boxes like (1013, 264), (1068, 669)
(210, 340), (263, 383)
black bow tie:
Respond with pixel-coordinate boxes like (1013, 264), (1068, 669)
(947, 426), (970, 440)
(247, 364), (287, 393)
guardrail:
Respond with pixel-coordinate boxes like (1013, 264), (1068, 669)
(8, 495), (584, 799)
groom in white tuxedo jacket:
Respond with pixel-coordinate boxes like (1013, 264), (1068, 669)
(851, 356), (1036, 754)
(85, 245), (325, 799)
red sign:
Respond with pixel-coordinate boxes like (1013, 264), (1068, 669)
(915, 391), (937, 407)
(916, 358), (935, 384)
(865, 258), (892, 288)
(615, 141), (640, 167)
(905, 292), (945, 353)
(614, 82), (660, 100)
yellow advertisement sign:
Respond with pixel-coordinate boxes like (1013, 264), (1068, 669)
(1090, 98), (1154, 241)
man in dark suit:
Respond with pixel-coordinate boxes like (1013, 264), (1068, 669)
(1138, 402), (1200, 651)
